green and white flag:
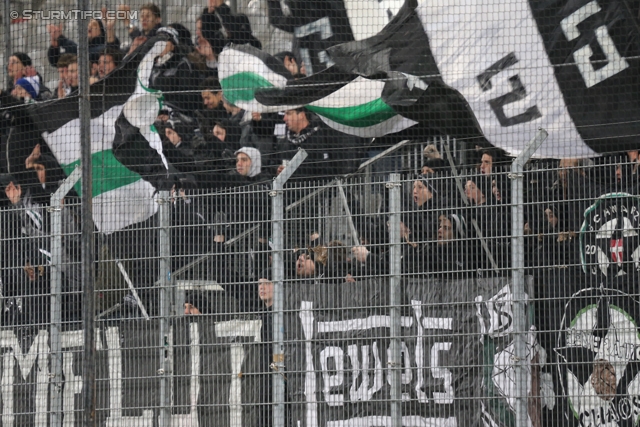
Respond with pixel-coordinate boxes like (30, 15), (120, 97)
(219, 44), (418, 137)
(218, 44), (292, 113)
(304, 76), (418, 138)
(29, 40), (168, 234)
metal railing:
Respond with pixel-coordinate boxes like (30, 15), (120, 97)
(2, 138), (639, 426)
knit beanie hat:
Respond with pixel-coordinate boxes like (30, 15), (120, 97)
(16, 76), (40, 99)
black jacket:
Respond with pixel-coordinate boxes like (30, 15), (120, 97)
(149, 53), (202, 114)
(201, 5), (262, 53)
(274, 120), (360, 179)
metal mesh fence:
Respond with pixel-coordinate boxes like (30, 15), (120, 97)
(0, 0), (640, 426)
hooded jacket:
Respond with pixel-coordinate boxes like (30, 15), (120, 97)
(235, 147), (262, 178)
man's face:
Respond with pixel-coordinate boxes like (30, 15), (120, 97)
(283, 56), (299, 75)
(480, 153), (493, 175)
(422, 166), (435, 175)
(296, 254), (315, 277)
(283, 110), (307, 134)
(67, 63), (79, 87)
(544, 208), (558, 228)
(213, 125), (226, 141)
(258, 279), (274, 307)
(140, 8), (161, 33)
(57, 66), (68, 84)
(208, 0), (225, 10)
(628, 150), (639, 162)
(412, 180), (432, 207)
(165, 128), (181, 146)
(34, 164), (46, 185)
(465, 180), (485, 205)
(98, 55), (116, 79)
(7, 56), (25, 80)
(4, 182), (21, 205)
(236, 153), (252, 176)
(437, 215), (453, 244)
(201, 90), (222, 109)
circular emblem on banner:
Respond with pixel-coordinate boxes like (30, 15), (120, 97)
(555, 288), (640, 427)
(580, 193), (640, 278)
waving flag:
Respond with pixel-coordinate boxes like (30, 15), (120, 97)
(225, 0), (640, 158)
(28, 39), (169, 233)
(219, 45), (422, 137)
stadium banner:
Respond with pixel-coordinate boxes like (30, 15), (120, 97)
(261, 0), (640, 157)
(550, 192), (640, 427)
(0, 277), (558, 426)
(284, 277), (543, 427)
(0, 317), (266, 426)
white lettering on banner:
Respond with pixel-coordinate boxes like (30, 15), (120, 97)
(300, 302), (318, 427)
(326, 415), (458, 426)
(215, 319), (263, 427)
(1, 348), (14, 426)
(230, 344), (245, 426)
(0, 322), (245, 426)
(386, 341), (413, 401)
(105, 327), (154, 426)
(411, 301), (454, 404)
(348, 344), (383, 402)
(317, 315), (413, 333)
(561, 1), (629, 88)
(474, 285), (515, 338)
(417, 0), (595, 158)
(63, 353), (82, 427)
(60, 330), (84, 427)
(430, 342), (454, 404)
(308, 298), (455, 426)
(0, 330), (49, 426)
(321, 347), (346, 406)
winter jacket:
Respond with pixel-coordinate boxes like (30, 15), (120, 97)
(274, 119), (360, 179)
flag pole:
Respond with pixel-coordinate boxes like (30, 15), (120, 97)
(78, 1), (96, 425)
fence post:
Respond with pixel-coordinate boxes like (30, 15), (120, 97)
(511, 129), (547, 427)
(271, 149), (308, 427)
(157, 191), (172, 427)
(4, 0), (11, 89)
(76, 0), (97, 423)
(49, 167), (82, 427)
(387, 173), (402, 427)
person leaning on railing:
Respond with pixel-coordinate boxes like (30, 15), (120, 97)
(274, 108), (361, 179)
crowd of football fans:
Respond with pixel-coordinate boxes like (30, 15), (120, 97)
(0, 2), (638, 332)
(0, 1), (375, 195)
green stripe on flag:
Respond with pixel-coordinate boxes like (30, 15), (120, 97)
(221, 72), (275, 105)
(61, 149), (143, 198)
(306, 98), (397, 128)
